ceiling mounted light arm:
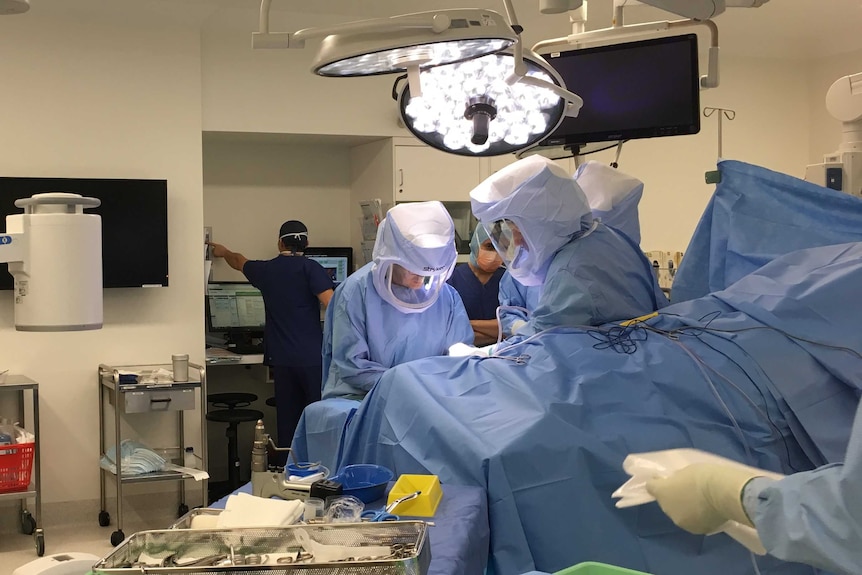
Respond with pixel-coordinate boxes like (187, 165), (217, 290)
(502, 0), (583, 116)
(532, 4), (720, 89)
(255, 1), (455, 49)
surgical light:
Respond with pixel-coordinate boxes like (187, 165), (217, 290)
(397, 49), (582, 157)
(253, 1), (518, 78)
(1, 193), (102, 331)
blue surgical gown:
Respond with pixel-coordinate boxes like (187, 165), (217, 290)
(497, 270), (542, 335)
(518, 223), (668, 335)
(741, 399), (862, 575)
(321, 262), (473, 400)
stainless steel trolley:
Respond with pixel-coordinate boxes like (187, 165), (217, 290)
(97, 363), (208, 546)
(0, 374), (43, 556)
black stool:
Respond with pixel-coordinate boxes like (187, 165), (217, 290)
(206, 393), (263, 491)
(265, 397), (276, 407)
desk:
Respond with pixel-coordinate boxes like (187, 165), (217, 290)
(212, 481), (490, 575)
(205, 347), (263, 366)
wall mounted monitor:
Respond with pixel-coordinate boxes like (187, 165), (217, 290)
(0, 177), (169, 289)
(539, 33), (701, 150)
(304, 247), (354, 285)
(205, 282), (265, 334)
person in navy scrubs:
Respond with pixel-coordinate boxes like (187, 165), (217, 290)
(208, 220), (334, 451)
(446, 225), (505, 346)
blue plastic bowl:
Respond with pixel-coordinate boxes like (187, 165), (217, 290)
(330, 464), (394, 503)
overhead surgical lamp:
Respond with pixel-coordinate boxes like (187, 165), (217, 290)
(1, 193), (103, 331)
(397, 48), (582, 156)
(253, 0), (518, 95)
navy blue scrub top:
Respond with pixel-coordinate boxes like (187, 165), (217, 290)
(243, 255), (334, 367)
(446, 263), (505, 321)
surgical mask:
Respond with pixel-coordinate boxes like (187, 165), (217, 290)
(475, 246), (502, 273)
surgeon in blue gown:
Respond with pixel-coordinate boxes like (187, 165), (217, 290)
(321, 201), (473, 400)
(497, 270), (541, 336)
(470, 155), (667, 334)
(645, 398), (862, 575)
(446, 225), (505, 345)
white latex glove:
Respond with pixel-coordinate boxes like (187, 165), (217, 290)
(645, 462), (760, 534)
(510, 319), (527, 334)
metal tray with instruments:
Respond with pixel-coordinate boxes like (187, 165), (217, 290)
(91, 520), (430, 574)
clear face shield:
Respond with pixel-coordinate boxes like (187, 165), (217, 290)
(488, 219), (530, 271)
(383, 263), (448, 311)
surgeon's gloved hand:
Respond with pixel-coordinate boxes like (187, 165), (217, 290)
(510, 319), (527, 334)
(645, 462), (761, 534)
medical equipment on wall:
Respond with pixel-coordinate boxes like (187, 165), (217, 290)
(1, 193), (102, 331)
(805, 72), (862, 198)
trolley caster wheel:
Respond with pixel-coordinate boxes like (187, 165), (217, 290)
(20, 510), (36, 535)
(98, 510), (110, 527)
(177, 503), (189, 517)
(34, 530), (45, 556)
(110, 530), (125, 547)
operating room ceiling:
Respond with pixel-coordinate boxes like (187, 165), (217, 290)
(8, 0), (862, 60)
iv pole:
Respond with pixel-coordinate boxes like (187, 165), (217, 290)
(703, 106), (736, 183)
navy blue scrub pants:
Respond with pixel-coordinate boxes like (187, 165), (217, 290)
(271, 365), (322, 456)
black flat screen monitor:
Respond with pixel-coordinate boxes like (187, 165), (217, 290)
(206, 282), (265, 334)
(540, 33), (701, 149)
(0, 177), (169, 288)
(304, 247), (354, 285)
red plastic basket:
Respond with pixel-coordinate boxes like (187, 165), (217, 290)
(0, 442), (34, 493)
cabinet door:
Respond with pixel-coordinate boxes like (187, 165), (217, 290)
(395, 145), (483, 202)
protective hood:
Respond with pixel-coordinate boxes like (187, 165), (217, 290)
(371, 201), (457, 313)
(470, 155), (593, 286)
(576, 160), (644, 245)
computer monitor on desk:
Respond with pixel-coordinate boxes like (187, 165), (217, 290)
(206, 282), (265, 354)
(304, 247), (353, 286)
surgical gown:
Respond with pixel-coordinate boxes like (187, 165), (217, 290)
(519, 222), (668, 335)
(321, 262), (473, 400)
(497, 270), (542, 335)
(741, 399), (862, 575)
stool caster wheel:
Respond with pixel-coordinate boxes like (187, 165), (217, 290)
(98, 510), (110, 527)
(35, 529), (45, 556)
(21, 509), (36, 535)
(110, 530), (125, 546)
(178, 503), (189, 517)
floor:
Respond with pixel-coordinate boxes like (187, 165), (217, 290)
(1, 492), (209, 574)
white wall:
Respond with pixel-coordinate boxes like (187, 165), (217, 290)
(0, 11), (204, 504)
(585, 54), (812, 253)
(203, 138), (353, 282)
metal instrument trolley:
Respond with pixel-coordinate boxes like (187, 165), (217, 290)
(97, 363), (208, 546)
(0, 374), (43, 556)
